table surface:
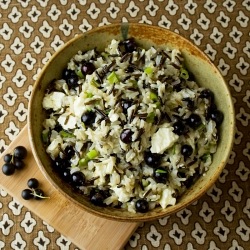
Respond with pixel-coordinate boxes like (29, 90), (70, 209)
(0, 1), (249, 250)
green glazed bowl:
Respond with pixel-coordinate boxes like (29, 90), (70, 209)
(28, 23), (235, 222)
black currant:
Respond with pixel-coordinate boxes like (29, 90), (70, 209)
(2, 163), (15, 176)
(4, 153), (12, 163)
(182, 97), (195, 110)
(64, 145), (75, 159)
(186, 114), (202, 129)
(123, 38), (137, 53)
(63, 68), (75, 80)
(27, 178), (39, 189)
(81, 110), (96, 127)
(53, 157), (70, 171)
(61, 168), (72, 182)
(173, 120), (188, 135)
(199, 89), (214, 101)
(62, 68), (79, 89)
(121, 99), (133, 114)
(181, 145), (193, 158)
(13, 158), (25, 170)
(81, 62), (95, 75)
(71, 171), (86, 186)
(90, 189), (106, 206)
(144, 152), (161, 168)
(67, 75), (79, 89)
(120, 129), (133, 144)
(210, 109), (224, 126)
(154, 167), (168, 183)
(21, 189), (33, 200)
(135, 199), (149, 213)
(14, 146), (27, 160)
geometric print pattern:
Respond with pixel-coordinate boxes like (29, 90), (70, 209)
(0, 1), (249, 249)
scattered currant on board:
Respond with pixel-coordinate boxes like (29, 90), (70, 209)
(2, 146), (28, 176)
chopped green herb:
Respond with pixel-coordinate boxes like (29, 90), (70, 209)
(85, 92), (93, 98)
(87, 149), (99, 160)
(79, 158), (89, 167)
(107, 71), (119, 84)
(76, 69), (84, 79)
(146, 112), (155, 123)
(105, 109), (111, 114)
(90, 78), (99, 87)
(130, 79), (138, 87)
(79, 149), (99, 167)
(155, 101), (161, 109)
(142, 179), (149, 187)
(149, 91), (158, 101)
(155, 169), (167, 174)
(101, 52), (109, 59)
(197, 123), (206, 131)
(144, 66), (154, 76)
(201, 153), (211, 162)
(59, 130), (75, 138)
(180, 68), (189, 80)
(171, 144), (177, 154)
(42, 130), (49, 144)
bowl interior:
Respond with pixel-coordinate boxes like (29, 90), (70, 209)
(28, 23), (235, 221)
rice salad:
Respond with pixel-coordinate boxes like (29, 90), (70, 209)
(42, 38), (224, 213)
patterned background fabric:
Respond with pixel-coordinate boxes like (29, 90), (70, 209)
(0, 0), (249, 249)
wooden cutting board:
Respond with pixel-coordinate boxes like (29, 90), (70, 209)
(0, 126), (139, 250)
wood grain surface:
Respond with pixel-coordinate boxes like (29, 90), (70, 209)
(0, 126), (139, 250)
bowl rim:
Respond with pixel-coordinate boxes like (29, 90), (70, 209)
(28, 23), (235, 222)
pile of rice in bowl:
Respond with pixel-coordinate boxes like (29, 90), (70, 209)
(42, 38), (224, 213)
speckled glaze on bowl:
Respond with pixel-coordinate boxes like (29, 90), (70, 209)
(28, 23), (235, 222)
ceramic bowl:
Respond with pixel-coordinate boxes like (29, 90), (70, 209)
(28, 23), (235, 222)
